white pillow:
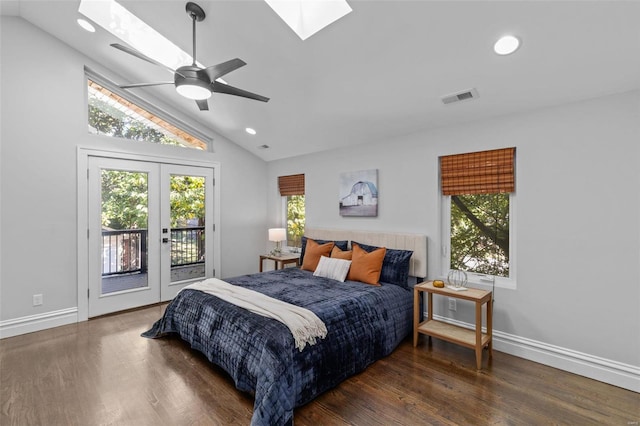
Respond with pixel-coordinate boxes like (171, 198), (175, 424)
(313, 255), (352, 282)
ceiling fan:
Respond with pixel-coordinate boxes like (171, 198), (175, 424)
(111, 2), (269, 111)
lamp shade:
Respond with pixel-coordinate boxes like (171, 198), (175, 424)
(268, 228), (286, 242)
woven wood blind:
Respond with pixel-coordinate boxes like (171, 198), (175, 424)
(278, 174), (305, 196)
(440, 147), (515, 195)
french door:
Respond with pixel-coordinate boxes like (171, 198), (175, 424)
(87, 157), (214, 317)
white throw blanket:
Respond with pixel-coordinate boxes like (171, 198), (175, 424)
(181, 278), (327, 351)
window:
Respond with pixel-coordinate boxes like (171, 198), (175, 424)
(449, 193), (510, 277)
(440, 148), (515, 287)
(285, 195), (305, 248)
(278, 174), (305, 249)
(87, 78), (208, 150)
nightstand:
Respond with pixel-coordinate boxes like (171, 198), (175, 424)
(413, 281), (493, 370)
(259, 254), (300, 272)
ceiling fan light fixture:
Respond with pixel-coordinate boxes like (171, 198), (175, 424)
(176, 83), (212, 100)
(175, 66), (212, 100)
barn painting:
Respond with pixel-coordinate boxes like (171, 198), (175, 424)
(339, 169), (378, 217)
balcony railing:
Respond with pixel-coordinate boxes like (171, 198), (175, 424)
(171, 227), (205, 266)
(102, 227), (205, 276)
(102, 229), (147, 276)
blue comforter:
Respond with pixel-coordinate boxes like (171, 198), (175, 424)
(142, 268), (413, 425)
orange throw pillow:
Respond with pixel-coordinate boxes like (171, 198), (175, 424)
(301, 239), (335, 271)
(347, 243), (386, 286)
(331, 246), (352, 260)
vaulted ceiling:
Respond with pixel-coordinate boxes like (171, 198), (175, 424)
(2, 1), (639, 161)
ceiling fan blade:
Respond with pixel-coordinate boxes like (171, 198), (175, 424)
(211, 81), (269, 103)
(196, 99), (209, 111)
(111, 43), (177, 75)
(120, 82), (174, 89)
(203, 58), (246, 82)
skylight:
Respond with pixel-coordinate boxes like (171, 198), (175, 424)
(264, 0), (352, 41)
(78, 0), (201, 71)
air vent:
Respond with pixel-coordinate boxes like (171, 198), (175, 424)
(441, 88), (479, 105)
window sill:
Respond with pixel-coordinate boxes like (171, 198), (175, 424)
(435, 275), (516, 291)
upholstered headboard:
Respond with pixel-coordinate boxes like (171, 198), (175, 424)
(304, 228), (428, 279)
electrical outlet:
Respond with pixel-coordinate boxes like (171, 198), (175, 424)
(448, 298), (456, 311)
(33, 294), (43, 306)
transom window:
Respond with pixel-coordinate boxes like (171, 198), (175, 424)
(87, 79), (207, 150)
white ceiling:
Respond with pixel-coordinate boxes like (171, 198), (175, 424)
(2, 0), (639, 161)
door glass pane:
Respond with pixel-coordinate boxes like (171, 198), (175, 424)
(101, 170), (149, 294)
(170, 175), (206, 283)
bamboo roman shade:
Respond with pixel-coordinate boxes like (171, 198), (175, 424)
(278, 173), (305, 196)
(440, 147), (515, 195)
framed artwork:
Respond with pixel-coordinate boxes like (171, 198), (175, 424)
(339, 169), (378, 217)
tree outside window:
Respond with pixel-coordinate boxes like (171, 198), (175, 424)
(286, 195), (305, 248)
(450, 193), (509, 277)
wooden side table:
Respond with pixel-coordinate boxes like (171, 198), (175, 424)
(413, 281), (493, 370)
(259, 254), (300, 272)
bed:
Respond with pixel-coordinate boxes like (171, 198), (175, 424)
(143, 228), (427, 425)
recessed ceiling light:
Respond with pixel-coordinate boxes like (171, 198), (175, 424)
(76, 18), (95, 33)
(494, 35), (520, 55)
(245, 128), (257, 135)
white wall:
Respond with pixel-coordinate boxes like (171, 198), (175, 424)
(267, 90), (640, 390)
(0, 17), (267, 327)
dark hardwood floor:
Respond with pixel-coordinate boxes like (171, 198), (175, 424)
(1, 304), (638, 425)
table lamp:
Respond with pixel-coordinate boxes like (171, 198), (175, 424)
(268, 228), (286, 255)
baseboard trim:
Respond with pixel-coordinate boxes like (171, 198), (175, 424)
(431, 314), (639, 393)
(0, 308), (78, 339)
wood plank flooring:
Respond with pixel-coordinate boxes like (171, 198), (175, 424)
(1, 304), (638, 425)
